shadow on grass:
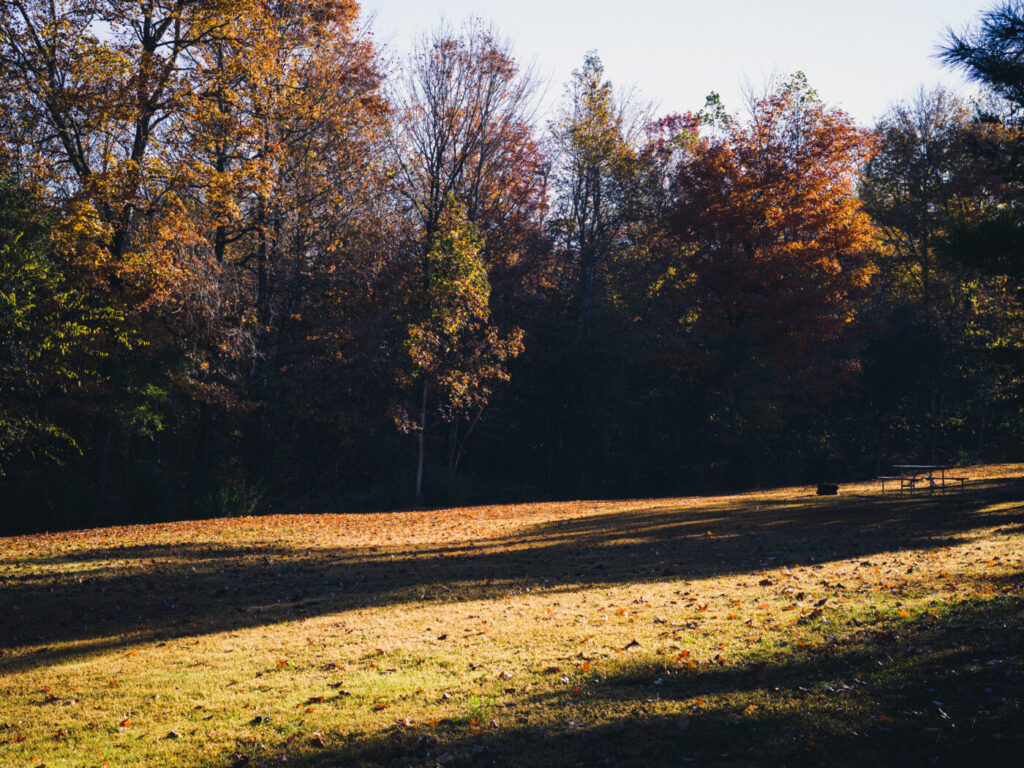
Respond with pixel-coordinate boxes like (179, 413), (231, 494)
(2, 477), (1024, 675)
(228, 598), (1024, 767)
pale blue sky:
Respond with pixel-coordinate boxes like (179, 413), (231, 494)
(362, 0), (992, 124)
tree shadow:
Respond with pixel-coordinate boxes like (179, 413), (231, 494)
(2, 477), (1023, 674)
(224, 597), (1024, 767)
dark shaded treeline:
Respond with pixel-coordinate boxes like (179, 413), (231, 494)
(2, 2), (1024, 532)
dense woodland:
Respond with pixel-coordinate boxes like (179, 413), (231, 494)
(2, 0), (1024, 532)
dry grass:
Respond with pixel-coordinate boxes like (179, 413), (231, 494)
(2, 465), (1024, 767)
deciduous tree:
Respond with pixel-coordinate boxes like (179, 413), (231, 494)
(667, 75), (877, 476)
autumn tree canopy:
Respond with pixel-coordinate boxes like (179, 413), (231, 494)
(1, 3), (1022, 527)
(668, 75), (877, 442)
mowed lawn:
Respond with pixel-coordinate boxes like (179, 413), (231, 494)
(2, 468), (1024, 767)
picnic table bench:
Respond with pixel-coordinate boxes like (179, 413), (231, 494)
(878, 465), (966, 495)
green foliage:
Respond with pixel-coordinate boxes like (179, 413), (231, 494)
(117, 382), (169, 440)
(0, 177), (122, 474)
(941, 1), (1024, 112)
(697, 91), (731, 130)
(939, 6), (1024, 288)
(415, 197), (490, 348)
(201, 478), (266, 519)
(405, 195), (522, 420)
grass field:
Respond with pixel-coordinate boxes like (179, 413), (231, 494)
(2, 466), (1024, 767)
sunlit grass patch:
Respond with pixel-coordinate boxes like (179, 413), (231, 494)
(1, 465), (1023, 766)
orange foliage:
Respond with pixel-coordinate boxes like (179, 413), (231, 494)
(670, 75), (878, 411)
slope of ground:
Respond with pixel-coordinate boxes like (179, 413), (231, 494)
(1, 466), (1023, 767)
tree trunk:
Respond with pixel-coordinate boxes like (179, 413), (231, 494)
(90, 419), (114, 525)
(447, 421), (458, 477)
(415, 383), (428, 500)
(89, 379), (117, 524)
(452, 407), (485, 476)
(193, 401), (212, 504)
(977, 395), (987, 463)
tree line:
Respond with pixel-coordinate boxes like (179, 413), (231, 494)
(2, 0), (1023, 531)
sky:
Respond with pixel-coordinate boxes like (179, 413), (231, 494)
(362, 0), (993, 125)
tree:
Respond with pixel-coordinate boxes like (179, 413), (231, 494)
(0, 0), (394, 514)
(857, 89), (1015, 463)
(667, 75), (877, 479)
(942, 1), (1024, 110)
(939, 1), (1024, 286)
(0, 0), (266, 514)
(861, 88), (980, 313)
(930, 5), (1024, 460)
(549, 52), (644, 349)
(390, 20), (536, 497)
(0, 174), (124, 477)
(520, 53), (646, 493)
(0, 0), (262, 266)
(181, 0), (390, 479)
(391, 19), (543, 242)
(399, 196), (522, 498)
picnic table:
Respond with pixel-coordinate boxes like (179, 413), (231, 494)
(878, 465), (966, 495)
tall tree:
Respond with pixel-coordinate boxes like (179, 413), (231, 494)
(667, 75), (877, 479)
(0, 0), (393, 513)
(182, 0), (389, 477)
(399, 196), (522, 498)
(857, 89), (1008, 463)
(390, 20), (535, 497)
(0, 0), (264, 514)
(939, 1), (1024, 286)
(549, 52), (643, 349)
(861, 89), (980, 314)
(0, 174), (124, 478)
